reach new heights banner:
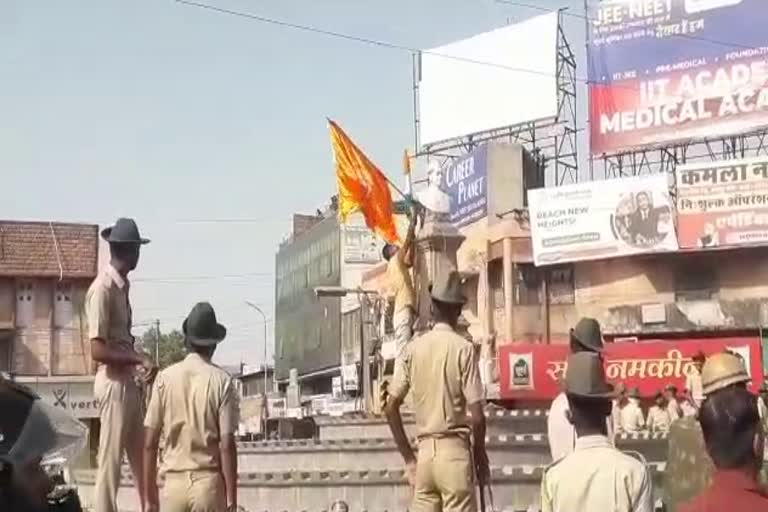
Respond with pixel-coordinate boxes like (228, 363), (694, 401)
(588, 0), (768, 155)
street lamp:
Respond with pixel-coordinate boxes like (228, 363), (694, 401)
(244, 301), (269, 395)
(314, 286), (377, 413)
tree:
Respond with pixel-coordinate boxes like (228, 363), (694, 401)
(141, 327), (186, 369)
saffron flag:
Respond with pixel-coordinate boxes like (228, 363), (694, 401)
(328, 119), (400, 244)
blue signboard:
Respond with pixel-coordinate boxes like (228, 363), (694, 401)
(442, 145), (488, 227)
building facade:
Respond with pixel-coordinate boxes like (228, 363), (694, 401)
(274, 208), (383, 398)
(0, 220), (99, 464)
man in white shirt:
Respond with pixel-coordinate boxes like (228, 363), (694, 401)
(647, 391), (672, 434)
(621, 387), (646, 433)
(685, 351), (706, 410)
(664, 384), (682, 422)
(541, 352), (653, 512)
(612, 383), (628, 434)
(547, 318), (613, 461)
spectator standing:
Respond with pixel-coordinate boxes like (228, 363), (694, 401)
(547, 318), (613, 461)
(647, 391), (672, 434)
(685, 352), (706, 410)
(612, 383), (628, 434)
(665, 384), (683, 422)
(620, 388), (646, 433)
(540, 352), (653, 512)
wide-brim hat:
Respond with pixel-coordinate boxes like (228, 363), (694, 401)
(701, 351), (750, 395)
(570, 317), (603, 353)
(101, 218), (150, 245)
(564, 352), (614, 399)
(182, 302), (227, 347)
(430, 270), (467, 305)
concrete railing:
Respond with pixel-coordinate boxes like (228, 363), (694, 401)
(74, 462), (667, 512)
(236, 432), (670, 471)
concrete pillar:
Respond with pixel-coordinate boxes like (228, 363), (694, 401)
(502, 237), (514, 341)
(413, 211), (466, 333)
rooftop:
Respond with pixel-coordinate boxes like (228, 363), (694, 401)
(0, 221), (99, 279)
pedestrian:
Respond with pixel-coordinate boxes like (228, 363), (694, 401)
(382, 205), (418, 359)
(0, 378), (87, 512)
(88, 217), (156, 512)
(663, 351), (754, 512)
(679, 386), (768, 511)
(612, 383), (628, 434)
(685, 351), (706, 410)
(620, 387), (646, 433)
(540, 352), (653, 512)
(546, 317), (614, 461)
(665, 384), (683, 422)
(385, 270), (488, 512)
(143, 302), (240, 512)
(647, 391), (672, 434)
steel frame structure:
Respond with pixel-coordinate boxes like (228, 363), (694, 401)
(589, 128), (768, 181)
(411, 11), (578, 186)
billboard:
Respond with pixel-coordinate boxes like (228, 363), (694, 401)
(499, 337), (763, 400)
(587, 0), (768, 155)
(676, 156), (768, 248)
(441, 144), (488, 227)
(419, 12), (559, 146)
(528, 174), (678, 266)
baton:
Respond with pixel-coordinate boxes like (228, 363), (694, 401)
(478, 480), (486, 512)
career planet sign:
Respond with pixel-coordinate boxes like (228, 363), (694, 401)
(442, 145), (488, 227)
(587, 0), (768, 155)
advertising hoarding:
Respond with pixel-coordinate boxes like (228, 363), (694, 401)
(677, 156), (768, 248)
(587, 0), (768, 155)
(499, 337), (763, 400)
(441, 144), (488, 227)
(528, 174), (678, 266)
(419, 12), (558, 146)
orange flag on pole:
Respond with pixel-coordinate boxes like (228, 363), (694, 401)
(328, 119), (400, 244)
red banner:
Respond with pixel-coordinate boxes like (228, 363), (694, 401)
(499, 337), (763, 400)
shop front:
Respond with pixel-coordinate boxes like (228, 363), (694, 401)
(16, 377), (100, 467)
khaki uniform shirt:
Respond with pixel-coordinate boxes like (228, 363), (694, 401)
(541, 435), (653, 512)
(390, 323), (483, 438)
(685, 372), (704, 408)
(667, 398), (682, 422)
(85, 264), (135, 376)
(663, 416), (714, 512)
(647, 405), (671, 433)
(144, 353), (240, 473)
(387, 251), (415, 315)
(621, 400), (646, 433)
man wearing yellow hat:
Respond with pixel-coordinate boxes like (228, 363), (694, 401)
(541, 352), (653, 512)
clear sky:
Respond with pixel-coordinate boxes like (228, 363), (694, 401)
(1, 0), (585, 366)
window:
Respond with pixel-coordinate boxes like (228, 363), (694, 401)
(488, 260), (505, 309)
(514, 265), (541, 305)
(16, 280), (35, 328)
(548, 265), (575, 305)
(54, 282), (74, 328)
(675, 259), (718, 301)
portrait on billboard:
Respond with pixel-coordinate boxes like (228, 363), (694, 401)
(613, 190), (674, 248)
(587, 0), (768, 155)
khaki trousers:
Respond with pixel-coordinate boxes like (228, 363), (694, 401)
(411, 436), (477, 512)
(94, 368), (144, 512)
(162, 471), (226, 512)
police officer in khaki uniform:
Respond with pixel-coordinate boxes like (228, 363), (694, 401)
(87, 218), (156, 512)
(663, 351), (756, 512)
(386, 270), (488, 512)
(541, 352), (653, 512)
(143, 303), (240, 512)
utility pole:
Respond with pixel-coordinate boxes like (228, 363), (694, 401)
(244, 302), (268, 394)
(154, 319), (160, 365)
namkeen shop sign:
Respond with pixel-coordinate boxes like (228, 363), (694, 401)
(499, 337), (763, 400)
(587, 0), (768, 155)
